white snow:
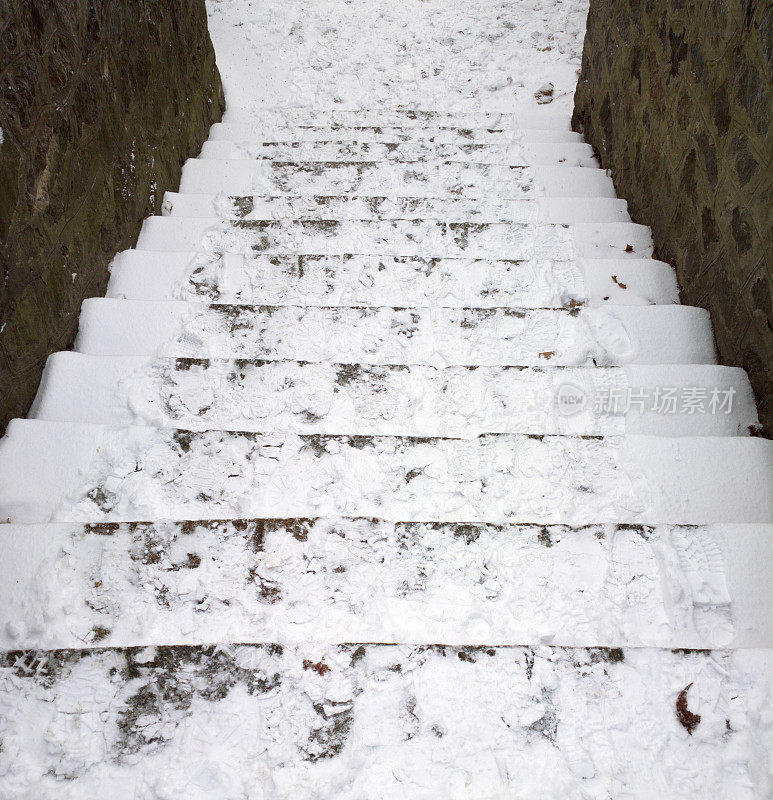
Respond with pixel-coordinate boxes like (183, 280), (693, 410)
(0, 0), (770, 795)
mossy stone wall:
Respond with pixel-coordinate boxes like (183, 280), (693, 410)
(0, 0), (224, 434)
(573, 0), (772, 434)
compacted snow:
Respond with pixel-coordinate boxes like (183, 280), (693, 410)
(0, 0), (771, 797)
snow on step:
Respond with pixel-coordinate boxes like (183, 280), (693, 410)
(178, 160), (616, 198)
(198, 139), (598, 167)
(107, 251), (679, 308)
(2, 518), (770, 650)
(1, 420), (771, 525)
(161, 193), (631, 224)
(208, 122), (585, 144)
(0, 643), (769, 798)
(32, 355), (759, 438)
(74, 300), (715, 366)
(223, 107), (574, 130)
(134, 218), (652, 262)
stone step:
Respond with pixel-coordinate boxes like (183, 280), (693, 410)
(1, 518), (770, 650)
(0, 642), (768, 797)
(31, 355), (759, 438)
(178, 160), (616, 197)
(161, 193), (631, 224)
(135, 218), (653, 262)
(221, 107), (574, 130)
(0, 420), (770, 524)
(208, 122), (585, 144)
(198, 139), (598, 167)
(73, 301), (715, 365)
(106, 251), (678, 307)
(134, 218), (653, 263)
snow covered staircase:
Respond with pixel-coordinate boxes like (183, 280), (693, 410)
(0, 107), (771, 798)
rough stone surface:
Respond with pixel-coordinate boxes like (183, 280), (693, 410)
(573, 0), (772, 435)
(0, 0), (225, 435)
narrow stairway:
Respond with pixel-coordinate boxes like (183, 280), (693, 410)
(0, 2), (771, 798)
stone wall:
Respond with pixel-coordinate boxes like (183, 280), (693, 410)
(573, 0), (772, 434)
(0, 0), (224, 435)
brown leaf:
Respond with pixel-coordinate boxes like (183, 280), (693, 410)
(303, 658), (331, 676)
(676, 682), (701, 735)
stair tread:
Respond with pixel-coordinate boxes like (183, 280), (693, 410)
(107, 251), (678, 307)
(209, 122), (585, 143)
(134, 217), (653, 261)
(0, 642), (768, 797)
(32, 355), (758, 437)
(74, 299), (716, 365)
(221, 108), (574, 129)
(178, 160), (617, 197)
(1, 420), (771, 525)
(1, 518), (770, 650)
(198, 139), (598, 167)
(161, 193), (630, 224)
